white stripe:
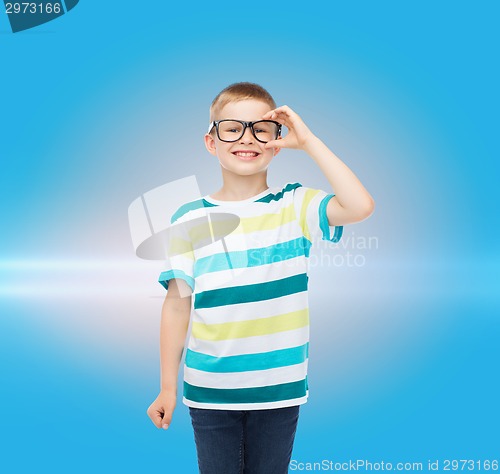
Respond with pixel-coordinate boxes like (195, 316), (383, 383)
(178, 192), (284, 227)
(306, 190), (327, 242)
(201, 196), (283, 218)
(244, 221), (303, 250)
(160, 253), (194, 274)
(175, 183), (295, 222)
(187, 325), (309, 357)
(194, 218), (303, 260)
(183, 394), (308, 411)
(193, 291), (309, 324)
(184, 360), (308, 389)
(195, 253), (309, 292)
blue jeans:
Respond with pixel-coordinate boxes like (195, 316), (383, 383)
(189, 405), (300, 474)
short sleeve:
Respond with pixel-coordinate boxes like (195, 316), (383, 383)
(158, 213), (195, 294)
(292, 183), (343, 244)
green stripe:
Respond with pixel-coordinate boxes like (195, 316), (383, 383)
(195, 273), (308, 309)
(194, 237), (311, 277)
(184, 378), (307, 404)
(255, 182), (301, 203)
(185, 342), (309, 372)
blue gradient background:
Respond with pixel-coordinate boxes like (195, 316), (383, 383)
(1, 1), (499, 472)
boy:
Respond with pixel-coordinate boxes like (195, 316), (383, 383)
(147, 82), (375, 473)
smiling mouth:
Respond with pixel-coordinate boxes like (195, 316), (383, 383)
(233, 152), (260, 158)
(233, 151), (260, 161)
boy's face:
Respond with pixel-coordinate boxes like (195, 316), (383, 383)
(204, 99), (281, 176)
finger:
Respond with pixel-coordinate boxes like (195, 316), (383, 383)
(148, 405), (172, 430)
(263, 106), (293, 119)
(265, 139), (285, 149)
(271, 105), (292, 113)
(271, 114), (294, 129)
(262, 113), (286, 125)
(161, 408), (174, 429)
(270, 106), (297, 119)
(263, 108), (297, 130)
(270, 109), (297, 125)
(148, 408), (164, 428)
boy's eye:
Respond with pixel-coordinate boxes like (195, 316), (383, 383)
(220, 122), (243, 134)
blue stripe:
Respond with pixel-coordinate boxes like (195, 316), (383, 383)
(319, 194), (343, 243)
(185, 342), (309, 372)
(195, 273), (308, 309)
(194, 237), (311, 277)
(255, 182), (301, 203)
(171, 198), (215, 224)
(158, 269), (195, 291)
(184, 378), (307, 404)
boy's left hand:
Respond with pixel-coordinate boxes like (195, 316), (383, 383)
(262, 105), (316, 150)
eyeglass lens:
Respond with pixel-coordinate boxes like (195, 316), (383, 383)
(217, 120), (279, 143)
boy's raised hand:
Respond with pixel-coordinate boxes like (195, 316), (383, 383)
(262, 105), (316, 151)
(147, 390), (177, 430)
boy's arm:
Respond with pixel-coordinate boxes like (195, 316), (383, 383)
(262, 105), (375, 226)
(147, 278), (192, 430)
(160, 278), (192, 395)
(303, 135), (375, 226)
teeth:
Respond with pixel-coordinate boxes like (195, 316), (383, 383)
(235, 152), (258, 157)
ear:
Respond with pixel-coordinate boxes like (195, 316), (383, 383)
(204, 133), (217, 156)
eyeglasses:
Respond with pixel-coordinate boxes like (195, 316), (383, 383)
(208, 120), (282, 143)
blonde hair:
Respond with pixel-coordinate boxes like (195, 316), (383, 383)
(209, 82), (276, 123)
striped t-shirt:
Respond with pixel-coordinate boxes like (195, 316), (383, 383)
(158, 182), (343, 410)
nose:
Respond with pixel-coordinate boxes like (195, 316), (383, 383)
(239, 125), (255, 143)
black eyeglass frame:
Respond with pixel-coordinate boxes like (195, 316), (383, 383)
(207, 119), (283, 143)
